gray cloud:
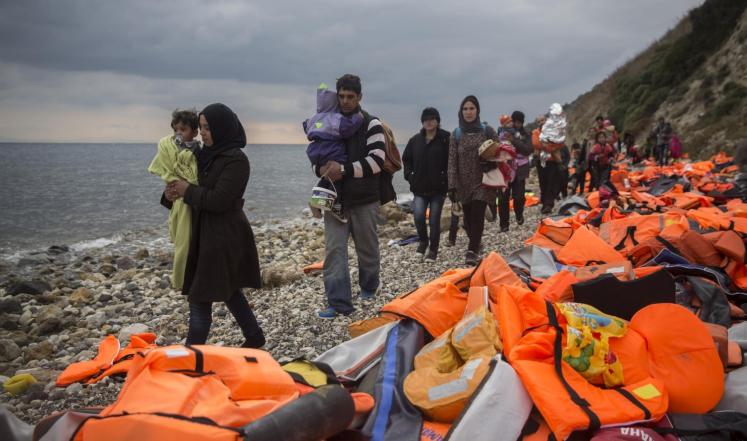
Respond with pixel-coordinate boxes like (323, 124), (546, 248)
(0, 0), (703, 142)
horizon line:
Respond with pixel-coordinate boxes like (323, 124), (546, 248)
(0, 141), (308, 146)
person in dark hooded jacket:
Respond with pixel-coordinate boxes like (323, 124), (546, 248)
(166, 103), (264, 348)
(403, 107), (450, 261)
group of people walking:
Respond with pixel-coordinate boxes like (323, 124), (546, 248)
(152, 73), (682, 345)
(403, 96), (536, 268)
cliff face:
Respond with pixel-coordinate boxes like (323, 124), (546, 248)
(565, 0), (747, 157)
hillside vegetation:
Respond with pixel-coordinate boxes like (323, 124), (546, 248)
(566, 0), (747, 157)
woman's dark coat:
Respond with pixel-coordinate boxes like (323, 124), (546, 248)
(181, 149), (261, 302)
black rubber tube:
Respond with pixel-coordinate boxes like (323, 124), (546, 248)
(241, 385), (355, 441)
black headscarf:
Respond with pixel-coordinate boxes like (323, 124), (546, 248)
(458, 95), (483, 133)
(197, 103), (246, 172)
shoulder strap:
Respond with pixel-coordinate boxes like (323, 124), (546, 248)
(454, 123), (488, 144)
(545, 302), (601, 431)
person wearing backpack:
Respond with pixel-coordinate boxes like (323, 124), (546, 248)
(403, 107), (450, 262)
(315, 74), (390, 318)
(497, 110), (533, 232)
(448, 95), (498, 266)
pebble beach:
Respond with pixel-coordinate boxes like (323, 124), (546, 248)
(0, 186), (541, 424)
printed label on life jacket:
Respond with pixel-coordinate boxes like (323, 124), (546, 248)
(605, 266), (626, 274)
(165, 349), (190, 358)
(632, 383), (661, 400)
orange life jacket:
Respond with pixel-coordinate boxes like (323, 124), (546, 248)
(381, 253), (523, 338)
(499, 288), (723, 440)
(597, 213), (689, 255)
(74, 345), (301, 441)
(627, 225), (720, 268)
(381, 268), (473, 338)
(499, 289), (668, 441)
(556, 225), (627, 266)
(535, 270), (578, 303)
(56, 333), (158, 387)
(525, 218), (575, 252)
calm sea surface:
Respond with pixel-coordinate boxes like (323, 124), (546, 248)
(0, 143), (408, 257)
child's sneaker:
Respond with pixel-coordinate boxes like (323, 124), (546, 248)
(330, 203), (347, 223)
(309, 204), (323, 219)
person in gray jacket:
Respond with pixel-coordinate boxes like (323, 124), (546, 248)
(497, 111), (533, 232)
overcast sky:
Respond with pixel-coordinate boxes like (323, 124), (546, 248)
(0, 0), (703, 144)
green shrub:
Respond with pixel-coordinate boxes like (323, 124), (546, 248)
(712, 82), (747, 118)
(609, 0), (747, 132)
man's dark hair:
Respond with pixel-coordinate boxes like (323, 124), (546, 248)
(572, 142), (581, 150)
(336, 74), (362, 95)
(595, 115), (604, 122)
(171, 109), (199, 130)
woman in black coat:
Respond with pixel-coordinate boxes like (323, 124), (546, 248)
(167, 103), (264, 348)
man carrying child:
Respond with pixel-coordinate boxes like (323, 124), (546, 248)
(316, 74), (386, 318)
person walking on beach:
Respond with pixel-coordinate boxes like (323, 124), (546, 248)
(165, 103), (265, 348)
(448, 95), (498, 266)
(531, 115), (548, 210)
(569, 142), (588, 195)
(403, 107), (450, 262)
(535, 104), (568, 214)
(589, 131), (615, 189)
(497, 110), (532, 232)
(651, 117), (673, 166)
(316, 74), (389, 318)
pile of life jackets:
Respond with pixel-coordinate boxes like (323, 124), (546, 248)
(37, 153), (747, 441)
(329, 152), (747, 440)
(41, 341), (375, 441)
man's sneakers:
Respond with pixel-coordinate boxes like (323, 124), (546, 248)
(416, 241), (428, 255)
(500, 225), (510, 233)
(516, 215), (525, 225)
(317, 307), (353, 319)
(540, 206), (553, 215)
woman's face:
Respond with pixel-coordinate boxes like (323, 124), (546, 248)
(462, 102), (477, 123)
(199, 114), (213, 147)
(422, 118), (438, 132)
(597, 133), (607, 144)
(462, 101), (477, 122)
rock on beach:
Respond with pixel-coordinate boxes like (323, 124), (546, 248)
(0, 194), (542, 425)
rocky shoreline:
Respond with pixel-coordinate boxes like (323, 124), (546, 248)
(0, 198), (541, 425)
